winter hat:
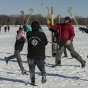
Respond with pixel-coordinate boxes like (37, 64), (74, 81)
(17, 30), (20, 34)
(31, 21), (40, 31)
(64, 16), (71, 21)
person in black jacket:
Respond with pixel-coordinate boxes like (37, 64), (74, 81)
(27, 21), (48, 85)
(4, 29), (27, 75)
(79, 27), (88, 58)
(79, 27), (88, 33)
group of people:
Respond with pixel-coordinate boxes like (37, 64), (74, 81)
(4, 16), (87, 86)
(4, 25), (10, 32)
(0, 25), (10, 32)
(4, 21), (47, 85)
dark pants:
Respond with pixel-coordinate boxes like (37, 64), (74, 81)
(7, 50), (25, 71)
(64, 46), (68, 56)
(28, 59), (46, 79)
(55, 41), (84, 64)
(64, 46), (73, 57)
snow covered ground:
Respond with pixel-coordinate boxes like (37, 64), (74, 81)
(0, 26), (88, 88)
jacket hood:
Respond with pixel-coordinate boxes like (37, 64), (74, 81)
(31, 21), (41, 31)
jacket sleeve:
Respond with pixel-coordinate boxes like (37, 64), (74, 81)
(39, 28), (44, 32)
(49, 23), (60, 31)
(25, 24), (32, 32)
(69, 26), (75, 41)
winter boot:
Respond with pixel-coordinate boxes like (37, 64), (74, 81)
(81, 60), (86, 68)
(21, 70), (28, 75)
(52, 63), (61, 67)
(4, 57), (8, 64)
(31, 77), (35, 85)
(41, 72), (46, 83)
(62, 55), (68, 58)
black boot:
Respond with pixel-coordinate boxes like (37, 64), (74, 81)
(41, 72), (46, 83)
(21, 70), (28, 75)
(81, 60), (86, 68)
(52, 60), (61, 67)
(52, 63), (61, 67)
(62, 55), (68, 58)
(4, 57), (8, 64)
(31, 77), (35, 85)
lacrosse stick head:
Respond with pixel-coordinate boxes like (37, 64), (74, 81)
(20, 10), (24, 15)
(29, 8), (33, 12)
(46, 6), (49, 10)
(40, 3), (44, 8)
(67, 7), (72, 11)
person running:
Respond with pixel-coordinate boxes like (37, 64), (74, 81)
(4, 29), (27, 75)
(26, 21), (48, 85)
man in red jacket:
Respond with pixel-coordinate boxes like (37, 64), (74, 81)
(46, 16), (86, 68)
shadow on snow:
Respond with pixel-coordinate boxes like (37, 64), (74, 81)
(35, 72), (88, 82)
(0, 77), (25, 84)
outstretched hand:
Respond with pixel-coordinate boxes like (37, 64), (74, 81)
(46, 18), (50, 26)
(46, 18), (51, 29)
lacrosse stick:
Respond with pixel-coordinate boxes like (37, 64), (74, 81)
(25, 8), (33, 25)
(17, 8), (33, 39)
(46, 6), (50, 19)
(48, 41), (58, 45)
(67, 7), (80, 27)
(40, 3), (47, 18)
(40, 3), (54, 45)
(58, 15), (61, 24)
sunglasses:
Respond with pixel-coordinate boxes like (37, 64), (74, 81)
(65, 19), (69, 20)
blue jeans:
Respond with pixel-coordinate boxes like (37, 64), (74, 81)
(28, 59), (46, 79)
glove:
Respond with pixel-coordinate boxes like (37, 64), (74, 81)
(79, 27), (86, 32)
(66, 40), (71, 45)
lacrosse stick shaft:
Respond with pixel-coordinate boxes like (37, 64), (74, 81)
(26, 10), (33, 25)
(40, 3), (47, 18)
(48, 41), (57, 45)
(21, 14), (25, 20)
(67, 8), (80, 27)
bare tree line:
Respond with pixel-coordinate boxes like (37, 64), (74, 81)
(0, 14), (88, 26)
